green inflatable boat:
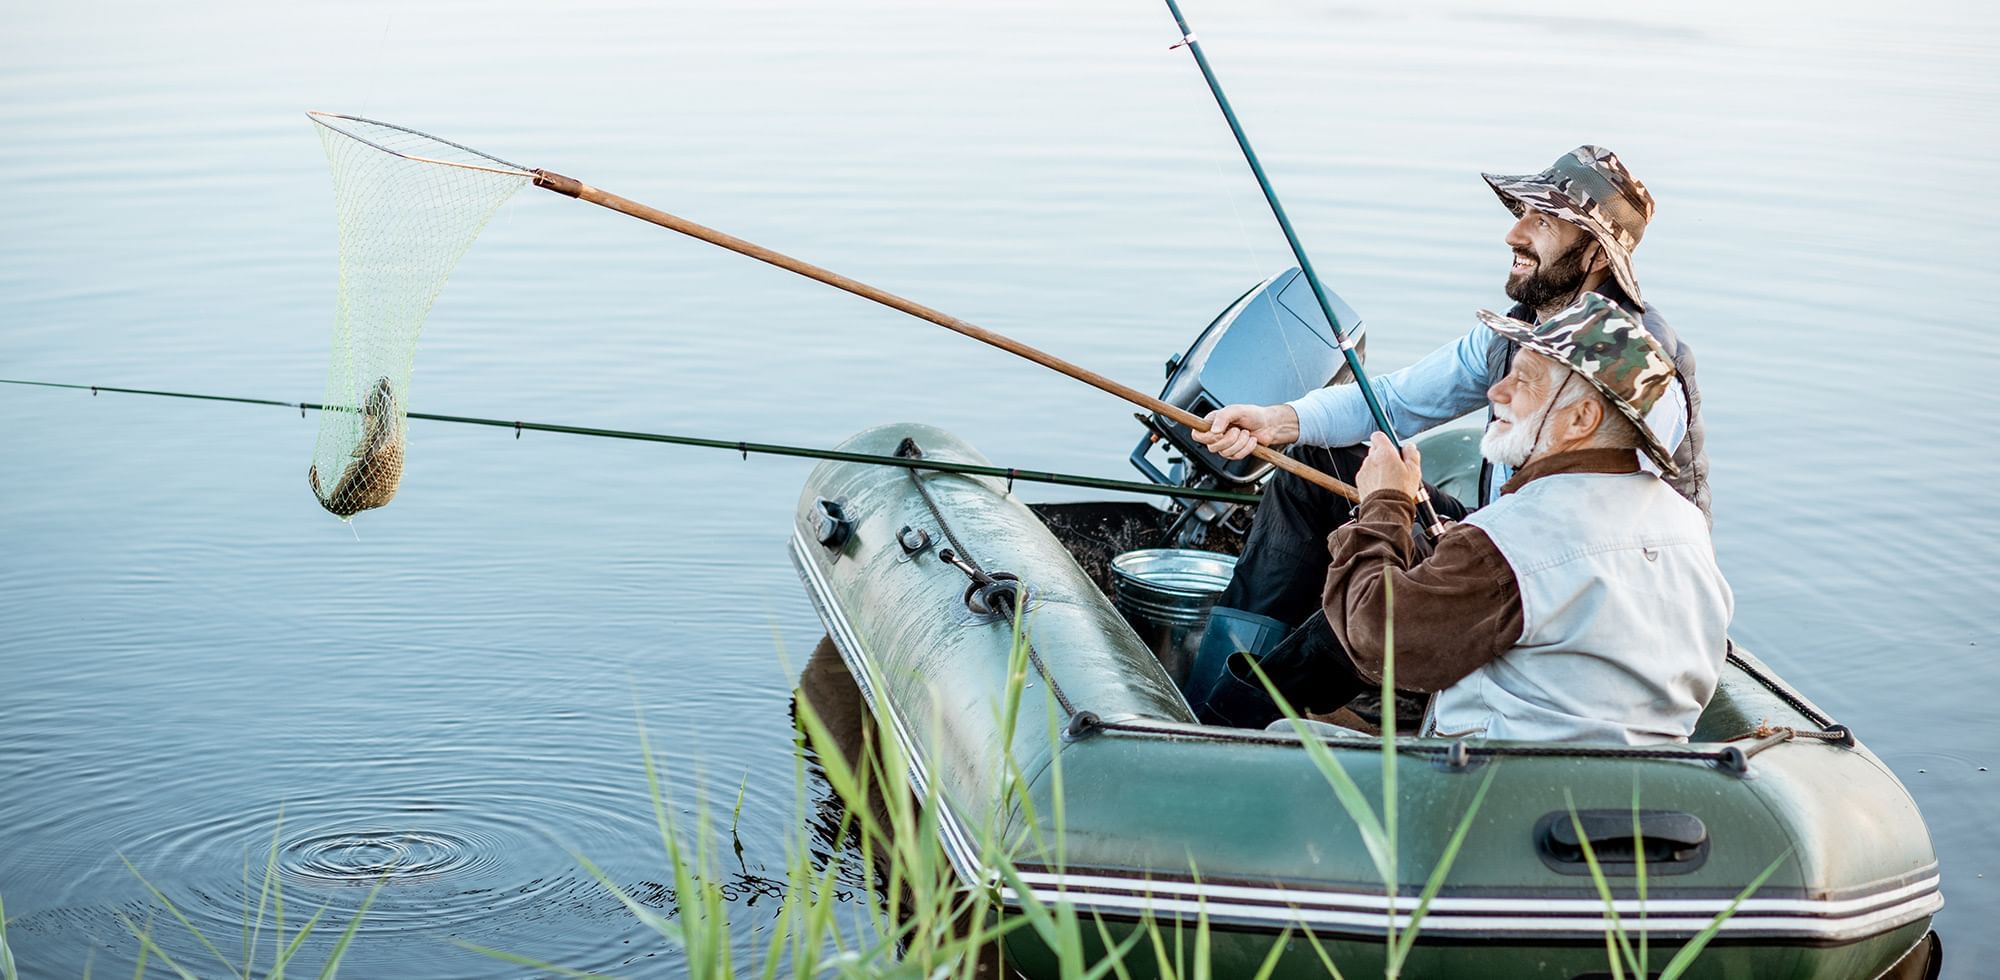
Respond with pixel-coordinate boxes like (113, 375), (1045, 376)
(791, 421), (1943, 979)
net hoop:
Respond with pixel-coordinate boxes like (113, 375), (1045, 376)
(306, 110), (535, 179)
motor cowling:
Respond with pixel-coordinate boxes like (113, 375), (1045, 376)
(1130, 267), (1366, 544)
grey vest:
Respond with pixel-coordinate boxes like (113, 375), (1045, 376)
(1479, 292), (1710, 520)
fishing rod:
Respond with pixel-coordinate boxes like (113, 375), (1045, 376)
(306, 112), (1358, 505)
(1156, 1), (1448, 539)
(0, 378), (1262, 505)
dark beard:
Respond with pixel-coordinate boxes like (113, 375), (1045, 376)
(1504, 236), (1594, 312)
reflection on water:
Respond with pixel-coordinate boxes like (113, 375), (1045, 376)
(2, 0), (1996, 975)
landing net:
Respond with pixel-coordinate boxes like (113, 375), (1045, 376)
(306, 111), (533, 519)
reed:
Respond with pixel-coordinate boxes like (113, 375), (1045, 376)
(1, 890), (18, 980)
(105, 813), (384, 980)
(467, 578), (1518, 978)
(1249, 577), (1498, 979)
(476, 581), (1774, 977)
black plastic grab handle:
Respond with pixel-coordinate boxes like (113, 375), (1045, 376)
(1536, 810), (1711, 876)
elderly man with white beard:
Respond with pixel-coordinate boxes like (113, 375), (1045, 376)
(1207, 294), (1731, 742)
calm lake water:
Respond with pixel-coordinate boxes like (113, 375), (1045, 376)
(2, 0), (1995, 975)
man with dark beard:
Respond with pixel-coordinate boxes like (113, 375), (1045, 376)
(1182, 146), (1709, 728)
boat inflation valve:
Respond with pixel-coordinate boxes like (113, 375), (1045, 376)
(813, 497), (853, 548)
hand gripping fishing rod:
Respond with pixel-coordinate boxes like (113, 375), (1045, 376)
(1156, 1), (1448, 539)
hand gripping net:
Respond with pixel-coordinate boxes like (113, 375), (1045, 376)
(306, 112), (532, 519)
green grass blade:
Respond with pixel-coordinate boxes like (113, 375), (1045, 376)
(1247, 927), (1293, 980)
(112, 911), (200, 980)
(1191, 871), (1210, 980)
(241, 852), (253, 975)
(1657, 851), (1790, 980)
(1249, 661), (1392, 881)
(1074, 914), (1147, 980)
(1563, 792), (1640, 978)
(270, 905), (327, 977)
(453, 940), (620, 978)
(1379, 576), (1399, 965)
(1392, 763), (1499, 965)
(1300, 926), (1347, 980)
(1143, 904), (1181, 980)
(312, 876), (385, 980)
(251, 809), (285, 976)
(0, 891), (17, 980)
(117, 853), (237, 975)
(633, 704), (682, 880)
(991, 861), (1065, 957)
(571, 850), (688, 947)
(1631, 775), (1649, 978)
(1091, 914), (1139, 980)
(130, 914), (151, 980)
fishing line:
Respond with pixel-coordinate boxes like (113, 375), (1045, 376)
(1159, 24), (1304, 384)
(1155, 1), (1444, 538)
(0, 378), (1262, 506)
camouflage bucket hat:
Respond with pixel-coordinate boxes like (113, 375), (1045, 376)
(1475, 292), (1679, 475)
(1484, 145), (1655, 304)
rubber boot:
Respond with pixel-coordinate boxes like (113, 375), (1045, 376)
(1193, 613), (1373, 729)
(1184, 606), (1285, 721)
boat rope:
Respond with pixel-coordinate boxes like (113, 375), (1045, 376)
(1723, 645), (1846, 735)
(895, 437), (1080, 718)
(1091, 646), (1859, 775)
(0, 378), (1260, 505)
(1086, 717), (1776, 774)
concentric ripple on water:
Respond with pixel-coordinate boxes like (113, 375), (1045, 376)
(282, 828), (483, 885)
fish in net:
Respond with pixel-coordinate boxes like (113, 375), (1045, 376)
(306, 112), (533, 519)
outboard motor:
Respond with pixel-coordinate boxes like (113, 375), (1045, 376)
(1131, 267), (1366, 547)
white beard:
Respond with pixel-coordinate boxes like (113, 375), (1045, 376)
(1480, 400), (1552, 469)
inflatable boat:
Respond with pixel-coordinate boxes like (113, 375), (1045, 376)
(789, 271), (1943, 978)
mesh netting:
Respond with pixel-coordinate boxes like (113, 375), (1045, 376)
(307, 112), (532, 519)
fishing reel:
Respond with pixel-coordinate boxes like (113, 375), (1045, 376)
(1130, 266), (1365, 547)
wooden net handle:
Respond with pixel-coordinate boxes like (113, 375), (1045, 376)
(530, 169), (1359, 503)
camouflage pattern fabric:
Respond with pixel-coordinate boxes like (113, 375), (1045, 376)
(1484, 146), (1655, 304)
(1475, 292), (1679, 475)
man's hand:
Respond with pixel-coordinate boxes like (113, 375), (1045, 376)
(1355, 431), (1422, 500)
(1192, 404), (1300, 460)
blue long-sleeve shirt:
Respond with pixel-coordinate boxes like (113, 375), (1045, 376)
(1285, 319), (1687, 506)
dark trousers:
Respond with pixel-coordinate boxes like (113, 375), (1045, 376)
(1194, 445), (1470, 728)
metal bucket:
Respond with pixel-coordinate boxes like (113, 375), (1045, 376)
(1110, 548), (1238, 686)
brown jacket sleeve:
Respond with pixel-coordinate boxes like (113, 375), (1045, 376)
(1322, 491), (1524, 692)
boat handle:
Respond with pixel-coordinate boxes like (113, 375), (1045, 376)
(1535, 810), (1710, 876)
